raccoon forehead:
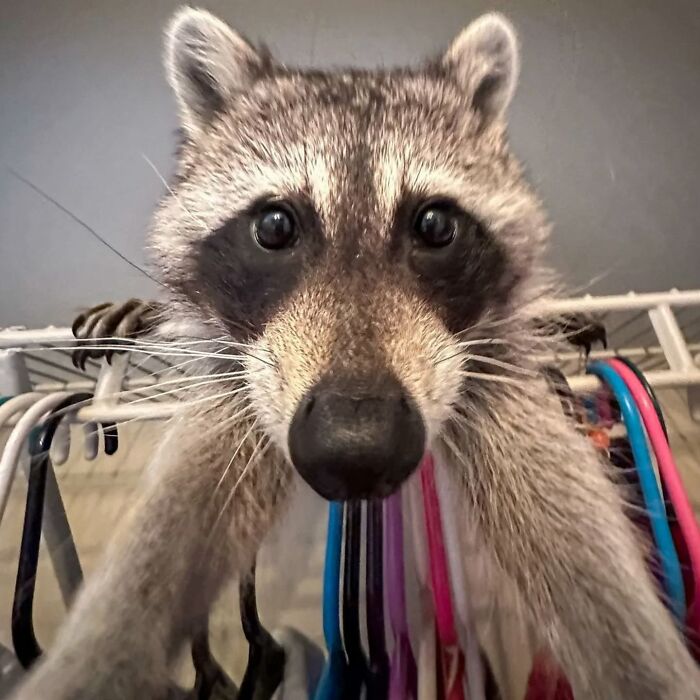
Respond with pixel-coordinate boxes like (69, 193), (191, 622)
(166, 73), (530, 238)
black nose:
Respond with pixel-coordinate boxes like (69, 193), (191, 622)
(288, 374), (425, 500)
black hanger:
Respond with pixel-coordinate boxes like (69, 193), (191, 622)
(365, 499), (388, 699)
(12, 392), (118, 667)
(342, 501), (368, 699)
(541, 365), (578, 420)
(188, 621), (239, 700)
(237, 560), (285, 700)
(615, 355), (669, 439)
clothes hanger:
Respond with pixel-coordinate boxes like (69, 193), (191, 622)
(407, 474), (437, 700)
(614, 356), (669, 438)
(12, 392), (98, 667)
(385, 489), (417, 700)
(0, 392), (115, 523)
(0, 392), (46, 521)
(269, 626), (325, 700)
(186, 622), (239, 700)
(541, 366), (578, 421)
(314, 501), (347, 700)
(433, 457), (485, 700)
(0, 396), (31, 693)
(608, 358), (700, 639)
(587, 362), (686, 622)
(419, 454), (466, 700)
(342, 500), (369, 699)
(523, 652), (573, 700)
(238, 561), (285, 700)
(613, 355), (698, 657)
(365, 499), (389, 699)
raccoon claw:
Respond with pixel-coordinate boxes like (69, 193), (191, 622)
(71, 299), (159, 371)
(551, 313), (607, 357)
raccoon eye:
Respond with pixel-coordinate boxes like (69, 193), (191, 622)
(414, 204), (458, 247)
(253, 207), (296, 250)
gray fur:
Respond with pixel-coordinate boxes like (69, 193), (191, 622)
(12, 6), (700, 699)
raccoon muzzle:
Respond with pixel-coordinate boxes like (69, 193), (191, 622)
(287, 372), (426, 500)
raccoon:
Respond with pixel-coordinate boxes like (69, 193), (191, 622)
(13, 7), (700, 699)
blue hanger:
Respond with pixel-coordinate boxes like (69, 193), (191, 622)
(343, 501), (369, 699)
(313, 501), (348, 700)
(587, 361), (685, 621)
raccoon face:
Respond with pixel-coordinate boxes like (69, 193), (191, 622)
(149, 7), (550, 500)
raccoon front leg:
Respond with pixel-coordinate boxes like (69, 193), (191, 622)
(72, 299), (162, 369)
(444, 381), (700, 699)
(12, 402), (293, 700)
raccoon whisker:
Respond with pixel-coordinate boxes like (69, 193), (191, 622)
(121, 369), (248, 394)
(125, 342), (264, 378)
(120, 378), (249, 406)
(464, 353), (539, 377)
(176, 404), (255, 445)
(162, 387), (255, 411)
(79, 333), (266, 353)
(455, 338), (511, 348)
(208, 432), (270, 548)
(459, 371), (531, 387)
(142, 154), (208, 230)
(38, 339), (271, 366)
(453, 310), (526, 338)
(440, 428), (477, 456)
(214, 417), (260, 493)
(219, 311), (258, 337)
(450, 404), (482, 428)
(42, 372), (249, 411)
(30, 343), (252, 362)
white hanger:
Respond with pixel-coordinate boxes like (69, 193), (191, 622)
(0, 392), (46, 521)
(434, 456), (486, 700)
(407, 473), (437, 700)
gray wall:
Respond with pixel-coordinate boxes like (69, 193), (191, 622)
(1, 0), (699, 328)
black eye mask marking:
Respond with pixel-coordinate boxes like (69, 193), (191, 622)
(183, 187), (516, 340)
(393, 194), (516, 334)
(190, 196), (323, 334)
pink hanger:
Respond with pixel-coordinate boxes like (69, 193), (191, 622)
(385, 490), (418, 699)
(608, 359), (700, 645)
(420, 453), (467, 700)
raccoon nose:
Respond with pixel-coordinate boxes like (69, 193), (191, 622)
(288, 374), (426, 500)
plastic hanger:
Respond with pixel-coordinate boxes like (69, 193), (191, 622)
(0, 392), (116, 524)
(238, 561), (285, 700)
(342, 500), (369, 699)
(269, 626), (324, 699)
(365, 499), (389, 699)
(615, 356), (669, 438)
(541, 366), (577, 421)
(523, 652), (573, 700)
(186, 622), (239, 700)
(385, 489), (418, 700)
(587, 362), (685, 621)
(407, 474), (437, 700)
(0, 392), (45, 522)
(433, 457), (485, 700)
(12, 392), (97, 667)
(314, 501), (347, 700)
(419, 454), (466, 700)
(608, 358), (700, 638)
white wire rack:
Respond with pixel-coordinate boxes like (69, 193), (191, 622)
(1, 290), (699, 700)
(1, 288), (700, 422)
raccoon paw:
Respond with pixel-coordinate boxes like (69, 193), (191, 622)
(537, 312), (607, 357)
(71, 299), (160, 370)
(555, 312), (607, 356)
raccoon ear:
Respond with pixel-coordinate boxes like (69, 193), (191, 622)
(442, 13), (519, 127)
(165, 7), (266, 134)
